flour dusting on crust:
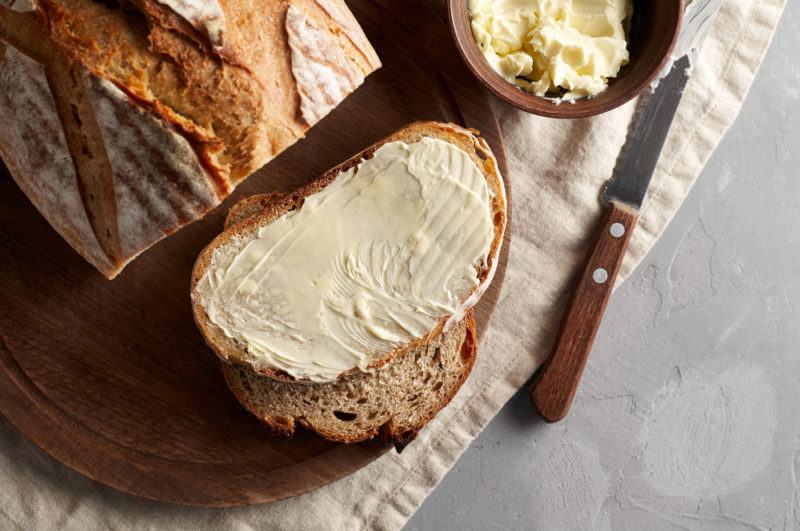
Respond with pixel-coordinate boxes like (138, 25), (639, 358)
(0, 47), (114, 273)
(84, 75), (221, 258)
(0, 42), (222, 276)
(286, 4), (365, 126)
(155, 0), (226, 50)
(312, 0), (381, 69)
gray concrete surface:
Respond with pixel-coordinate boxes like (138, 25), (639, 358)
(407, 4), (799, 530)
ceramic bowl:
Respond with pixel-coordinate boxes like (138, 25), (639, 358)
(448, 0), (685, 118)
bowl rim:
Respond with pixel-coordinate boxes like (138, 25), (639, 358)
(447, 0), (685, 119)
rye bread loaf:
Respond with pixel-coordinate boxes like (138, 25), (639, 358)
(220, 194), (478, 447)
(0, 0), (379, 278)
(190, 121), (506, 382)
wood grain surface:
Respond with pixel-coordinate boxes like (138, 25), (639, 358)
(529, 201), (637, 422)
(0, 0), (511, 507)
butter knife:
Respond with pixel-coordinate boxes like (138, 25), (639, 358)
(529, 0), (722, 422)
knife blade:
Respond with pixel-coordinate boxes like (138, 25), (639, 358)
(603, 55), (691, 210)
(529, 2), (722, 422)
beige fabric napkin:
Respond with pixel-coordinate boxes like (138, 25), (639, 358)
(0, 0), (786, 529)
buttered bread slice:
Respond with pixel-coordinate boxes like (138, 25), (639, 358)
(191, 122), (506, 382)
(219, 194), (478, 447)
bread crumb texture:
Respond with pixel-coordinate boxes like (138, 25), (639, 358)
(224, 312), (477, 445)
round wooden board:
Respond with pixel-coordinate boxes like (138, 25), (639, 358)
(0, 0), (511, 507)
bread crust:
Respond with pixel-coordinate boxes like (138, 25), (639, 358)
(223, 193), (287, 229)
(35, 0), (380, 181)
(0, 0), (379, 278)
(191, 121), (506, 382)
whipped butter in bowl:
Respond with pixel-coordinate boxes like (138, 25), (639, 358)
(469, 0), (632, 101)
(449, 0), (684, 118)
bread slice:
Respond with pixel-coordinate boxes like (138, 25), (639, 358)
(220, 194), (478, 447)
(191, 121), (506, 382)
(223, 315), (475, 448)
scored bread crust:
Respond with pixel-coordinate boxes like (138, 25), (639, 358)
(191, 121), (506, 383)
(0, 0), (379, 278)
(31, 0), (381, 181)
(221, 191), (477, 447)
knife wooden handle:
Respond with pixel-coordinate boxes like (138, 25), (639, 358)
(529, 200), (639, 422)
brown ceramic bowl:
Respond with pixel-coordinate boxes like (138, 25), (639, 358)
(448, 0), (684, 118)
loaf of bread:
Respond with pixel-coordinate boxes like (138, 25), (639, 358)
(0, 0), (380, 278)
(220, 194), (478, 448)
(191, 122), (506, 383)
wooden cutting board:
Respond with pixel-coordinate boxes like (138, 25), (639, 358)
(0, 0), (510, 507)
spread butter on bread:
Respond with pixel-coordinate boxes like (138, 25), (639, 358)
(220, 193), (479, 448)
(191, 122), (506, 383)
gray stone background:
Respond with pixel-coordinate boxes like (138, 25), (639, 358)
(408, 3), (799, 530)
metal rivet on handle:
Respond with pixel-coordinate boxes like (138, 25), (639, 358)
(593, 268), (608, 284)
(610, 223), (625, 238)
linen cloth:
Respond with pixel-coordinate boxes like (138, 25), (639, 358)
(0, 0), (786, 529)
